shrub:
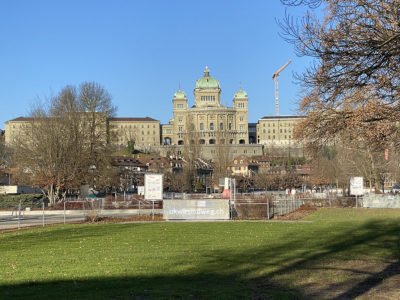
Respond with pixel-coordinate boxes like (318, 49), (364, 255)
(0, 194), (44, 209)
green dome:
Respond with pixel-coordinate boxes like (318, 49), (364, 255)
(174, 89), (186, 99)
(234, 89), (248, 98)
(195, 66), (220, 89)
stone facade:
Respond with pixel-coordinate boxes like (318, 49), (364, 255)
(157, 144), (263, 161)
(108, 117), (160, 151)
(162, 67), (249, 146)
(256, 115), (304, 147)
(4, 117), (33, 145)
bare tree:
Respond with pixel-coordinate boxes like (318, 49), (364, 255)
(281, 0), (400, 149)
(281, 0), (322, 8)
(79, 82), (116, 175)
(0, 136), (10, 168)
(12, 82), (116, 205)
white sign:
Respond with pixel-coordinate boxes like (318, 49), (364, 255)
(138, 186), (145, 196)
(163, 199), (230, 220)
(350, 177), (364, 196)
(144, 174), (163, 200)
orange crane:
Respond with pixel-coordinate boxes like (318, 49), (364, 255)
(272, 60), (291, 116)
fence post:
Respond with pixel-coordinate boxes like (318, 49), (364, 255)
(42, 201), (45, 227)
(18, 202), (21, 229)
(267, 200), (270, 220)
(64, 200), (66, 225)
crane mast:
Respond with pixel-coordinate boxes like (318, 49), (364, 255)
(272, 60), (291, 116)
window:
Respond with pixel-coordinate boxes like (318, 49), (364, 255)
(219, 122), (223, 130)
(228, 123), (232, 130)
(177, 103), (183, 109)
(210, 122), (214, 130)
(240, 116), (244, 121)
(200, 123), (204, 130)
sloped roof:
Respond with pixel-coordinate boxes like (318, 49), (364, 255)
(109, 117), (159, 122)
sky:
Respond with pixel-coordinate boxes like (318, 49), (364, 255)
(0, 0), (316, 129)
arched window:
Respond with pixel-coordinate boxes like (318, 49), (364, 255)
(239, 139), (245, 144)
(199, 139), (205, 144)
(209, 139), (215, 144)
(178, 140), (184, 145)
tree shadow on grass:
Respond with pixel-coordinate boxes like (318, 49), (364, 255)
(1, 219), (399, 299)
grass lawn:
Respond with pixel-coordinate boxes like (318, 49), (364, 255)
(1, 208), (399, 299)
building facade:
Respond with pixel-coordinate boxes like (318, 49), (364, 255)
(108, 117), (160, 151)
(4, 117), (33, 145)
(162, 67), (249, 146)
(3, 69), (305, 160)
(256, 116), (304, 147)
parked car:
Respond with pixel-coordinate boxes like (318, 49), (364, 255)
(391, 184), (400, 194)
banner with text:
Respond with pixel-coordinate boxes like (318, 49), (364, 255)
(163, 199), (229, 220)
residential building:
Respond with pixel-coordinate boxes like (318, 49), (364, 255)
(230, 155), (259, 177)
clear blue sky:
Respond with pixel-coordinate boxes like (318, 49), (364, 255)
(0, 0), (314, 129)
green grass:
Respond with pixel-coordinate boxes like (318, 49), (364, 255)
(1, 208), (399, 299)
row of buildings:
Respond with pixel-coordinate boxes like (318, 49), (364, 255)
(3, 67), (305, 160)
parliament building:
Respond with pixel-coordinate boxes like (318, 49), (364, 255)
(4, 67), (304, 160)
(161, 67), (249, 146)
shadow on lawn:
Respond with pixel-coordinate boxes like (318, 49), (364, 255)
(1, 219), (399, 299)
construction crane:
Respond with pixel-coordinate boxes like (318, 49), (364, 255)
(272, 60), (291, 116)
